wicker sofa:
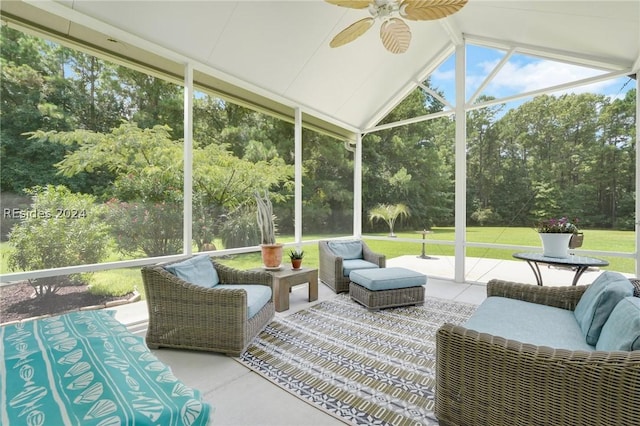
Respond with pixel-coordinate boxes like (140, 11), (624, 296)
(141, 256), (275, 357)
(435, 278), (640, 426)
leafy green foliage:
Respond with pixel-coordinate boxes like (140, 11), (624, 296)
(106, 199), (183, 256)
(363, 85), (456, 230)
(7, 185), (110, 296)
(288, 249), (304, 259)
(218, 206), (260, 249)
(30, 121), (293, 254)
(1, 26), (637, 272)
(368, 203), (410, 237)
(470, 207), (500, 226)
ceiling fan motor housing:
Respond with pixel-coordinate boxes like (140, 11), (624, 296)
(369, 0), (399, 19)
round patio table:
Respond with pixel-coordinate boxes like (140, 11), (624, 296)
(416, 229), (433, 259)
(512, 252), (609, 286)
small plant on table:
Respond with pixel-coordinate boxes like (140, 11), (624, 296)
(289, 249), (304, 269)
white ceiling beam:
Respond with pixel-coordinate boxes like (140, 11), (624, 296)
(439, 16), (463, 46)
(418, 82), (454, 110)
(362, 43), (455, 131)
(466, 69), (634, 112)
(24, 0), (186, 63)
(466, 34), (633, 72)
(467, 47), (515, 105)
(364, 109), (454, 134)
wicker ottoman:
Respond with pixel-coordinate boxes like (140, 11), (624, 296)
(349, 267), (426, 310)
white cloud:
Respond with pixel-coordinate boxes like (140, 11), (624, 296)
(429, 55), (634, 105)
(477, 58), (630, 99)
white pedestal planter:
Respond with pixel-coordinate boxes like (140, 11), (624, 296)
(539, 233), (572, 258)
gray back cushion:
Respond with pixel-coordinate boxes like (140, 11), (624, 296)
(574, 271), (633, 345)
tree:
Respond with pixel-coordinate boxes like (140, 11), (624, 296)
(368, 203), (410, 237)
(31, 122), (293, 254)
(300, 129), (355, 233)
(362, 79), (457, 230)
(466, 96), (505, 222)
(0, 27), (122, 197)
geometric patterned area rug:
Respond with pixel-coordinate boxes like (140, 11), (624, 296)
(238, 293), (478, 425)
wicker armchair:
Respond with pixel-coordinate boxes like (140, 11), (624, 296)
(318, 240), (385, 293)
(435, 279), (640, 426)
(141, 258), (275, 357)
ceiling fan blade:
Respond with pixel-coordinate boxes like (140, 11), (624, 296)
(399, 0), (468, 21)
(330, 17), (375, 48)
(380, 18), (411, 54)
(325, 0), (371, 9)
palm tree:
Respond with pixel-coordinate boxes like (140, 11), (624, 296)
(368, 203), (410, 237)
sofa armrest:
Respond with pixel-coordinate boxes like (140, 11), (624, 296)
(213, 261), (273, 287)
(486, 279), (588, 310)
(362, 242), (386, 267)
(435, 323), (640, 426)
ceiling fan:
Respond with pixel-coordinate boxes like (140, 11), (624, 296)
(327, 0), (468, 54)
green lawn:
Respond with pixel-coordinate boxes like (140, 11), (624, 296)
(215, 227), (636, 274)
(1, 227), (636, 299)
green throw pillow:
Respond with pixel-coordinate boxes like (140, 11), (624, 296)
(574, 271), (633, 345)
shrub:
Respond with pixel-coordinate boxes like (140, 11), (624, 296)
(105, 199), (183, 256)
(219, 206), (260, 249)
(7, 185), (110, 297)
(470, 207), (500, 226)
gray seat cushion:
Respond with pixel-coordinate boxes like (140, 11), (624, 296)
(465, 297), (594, 351)
(349, 267), (426, 291)
(216, 284), (272, 319)
(342, 259), (379, 277)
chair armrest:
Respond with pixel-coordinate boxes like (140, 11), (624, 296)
(362, 242), (386, 267)
(319, 241), (343, 273)
(486, 279), (587, 310)
(435, 323), (640, 426)
(213, 261), (273, 288)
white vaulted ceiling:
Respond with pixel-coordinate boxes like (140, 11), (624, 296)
(1, 0), (639, 138)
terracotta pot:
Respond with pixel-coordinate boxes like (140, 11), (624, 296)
(261, 243), (284, 268)
(291, 259), (303, 269)
(202, 243), (217, 252)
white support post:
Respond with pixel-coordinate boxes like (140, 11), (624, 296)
(294, 107), (303, 246)
(635, 75), (640, 277)
(354, 133), (363, 238)
(183, 63), (193, 255)
(454, 43), (466, 283)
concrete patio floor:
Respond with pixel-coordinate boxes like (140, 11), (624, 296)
(111, 255), (612, 426)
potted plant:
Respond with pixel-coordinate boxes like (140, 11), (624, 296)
(289, 249), (304, 269)
(255, 190), (284, 268)
(535, 216), (580, 258)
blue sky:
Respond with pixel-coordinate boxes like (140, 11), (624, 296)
(430, 44), (634, 110)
